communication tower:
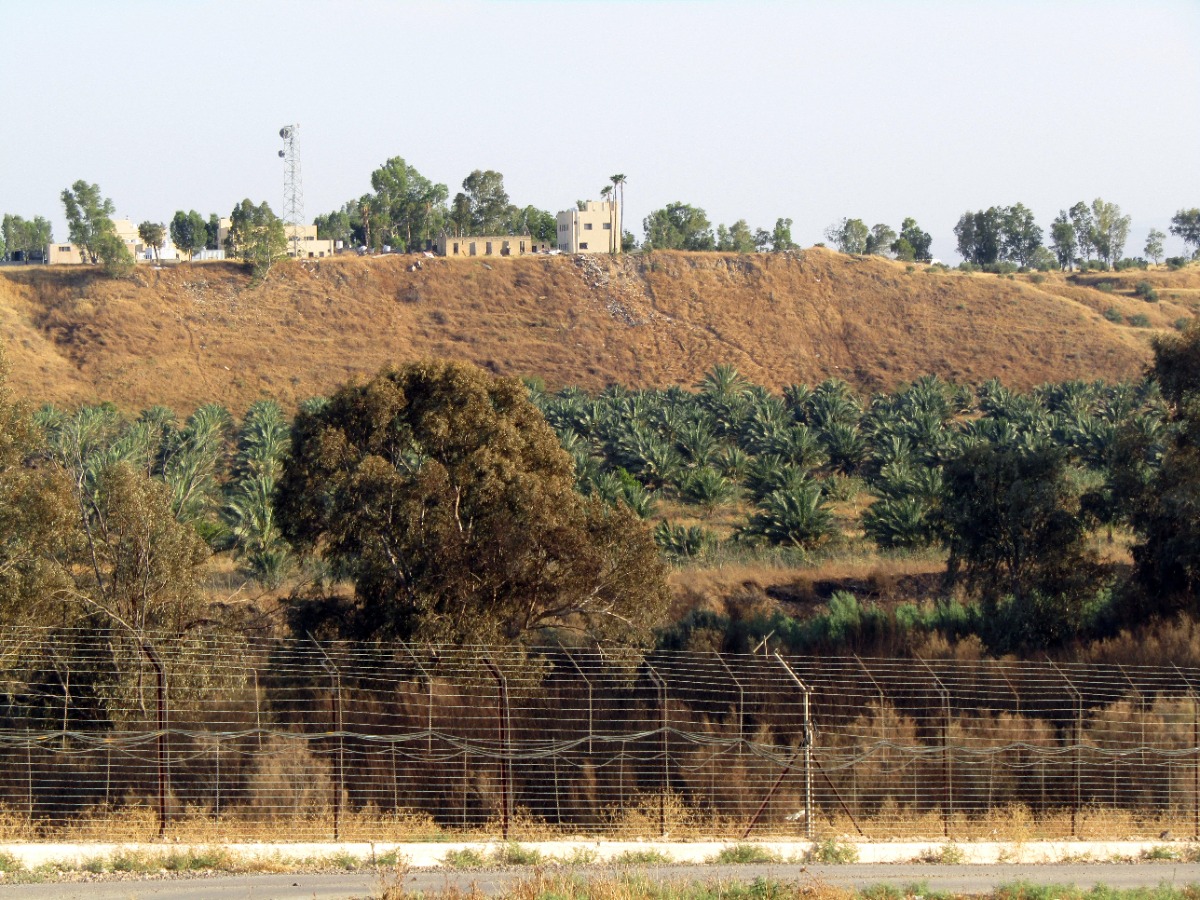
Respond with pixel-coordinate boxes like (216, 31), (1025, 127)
(278, 124), (303, 257)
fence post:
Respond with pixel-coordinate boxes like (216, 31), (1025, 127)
(742, 653), (813, 839)
(1172, 664), (1199, 840)
(645, 661), (669, 838)
(714, 652), (745, 752)
(311, 636), (344, 841)
(483, 656), (512, 841)
(562, 647), (594, 755)
(402, 644), (435, 756)
(140, 641), (169, 841)
(918, 657), (951, 839)
(1047, 658), (1082, 837)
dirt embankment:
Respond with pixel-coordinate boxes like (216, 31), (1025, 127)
(1, 249), (1194, 412)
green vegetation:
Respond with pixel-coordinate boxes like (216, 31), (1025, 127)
(810, 838), (860, 864)
(707, 845), (784, 864)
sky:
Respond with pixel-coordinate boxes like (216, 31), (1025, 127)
(2, 0), (1199, 262)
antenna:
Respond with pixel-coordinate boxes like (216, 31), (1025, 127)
(279, 124), (304, 258)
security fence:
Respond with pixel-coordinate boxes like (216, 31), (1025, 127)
(0, 627), (1198, 841)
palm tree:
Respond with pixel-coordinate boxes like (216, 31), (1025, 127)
(610, 174), (626, 250)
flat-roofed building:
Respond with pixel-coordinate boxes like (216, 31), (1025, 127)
(556, 201), (620, 254)
(45, 218), (143, 265)
(435, 235), (550, 257)
(216, 219), (334, 259)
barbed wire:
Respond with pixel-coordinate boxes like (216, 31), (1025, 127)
(0, 627), (1197, 841)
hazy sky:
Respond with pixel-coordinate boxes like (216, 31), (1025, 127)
(3, 0), (1198, 261)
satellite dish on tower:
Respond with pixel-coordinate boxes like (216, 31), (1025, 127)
(279, 126), (292, 139)
(278, 150), (285, 158)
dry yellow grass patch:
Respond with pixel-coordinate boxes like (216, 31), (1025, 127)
(0, 250), (1166, 414)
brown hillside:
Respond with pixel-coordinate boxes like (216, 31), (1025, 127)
(1, 249), (1195, 413)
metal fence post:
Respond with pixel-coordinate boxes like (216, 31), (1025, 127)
(645, 661), (669, 837)
(918, 657), (951, 838)
(311, 636), (344, 841)
(562, 647), (594, 755)
(140, 641), (169, 841)
(483, 656), (512, 840)
(1048, 658), (1082, 837)
(1173, 663), (1199, 839)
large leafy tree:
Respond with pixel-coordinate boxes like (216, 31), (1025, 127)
(1069, 201), (1095, 264)
(824, 218), (870, 254)
(643, 202), (714, 251)
(224, 199), (287, 277)
(369, 156), (449, 250)
(895, 217), (933, 262)
(1002, 203), (1043, 266)
(1050, 211), (1077, 270)
(169, 210), (209, 260)
(0, 346), (76, 628)
(1, 214), (53, 261)
(716, 219), (756, 253)
(1090, 198), (1131, 266)
(940, 443), (1096, 650)
(865, 223), (896, 257)
(276, 361), (669, 646)
(60, 180), (118, 264)
(954, 208), (1003, 265)
(461, 169), (512, 234)
(1170, 209), (1200, 258)
(1131, 324), (1200, 614)
(137, 221), (165, 263)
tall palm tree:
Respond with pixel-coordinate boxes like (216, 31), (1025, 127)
(610, 174), (626, 251)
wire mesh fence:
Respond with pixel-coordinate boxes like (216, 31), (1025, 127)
(0, 627), (1198, 841)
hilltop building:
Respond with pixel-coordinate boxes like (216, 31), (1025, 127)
(45, 219), (143, 265)
(435, 235), (551, 257)
(432, 200), (622, 258)
(215, 220), (334, 259)
(556, 201), (620, 254)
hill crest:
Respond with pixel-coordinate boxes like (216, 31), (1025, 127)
(1, 249), (1195, 412)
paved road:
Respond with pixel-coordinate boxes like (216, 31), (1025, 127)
(3, 863), (1200, 899)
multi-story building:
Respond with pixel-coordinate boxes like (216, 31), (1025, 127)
(556, 201), (620, 254)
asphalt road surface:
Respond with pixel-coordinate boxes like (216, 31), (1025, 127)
(3, 863), (1199, 900)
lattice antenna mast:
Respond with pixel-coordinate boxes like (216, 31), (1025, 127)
(278, 124), (304, 258)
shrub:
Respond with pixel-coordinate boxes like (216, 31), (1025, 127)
(654, 520), (716, 561)
(492, 843), (543, 866)
(611, 849), (674, 865)
(1135, 280), (1159, 302)
(1128, 313), (1152, 328)
(1167, 256), (1191, 270)
(1115, 257), (1149, 271)
(708, 845), (783, 864)
(1030, 273), (1045, 284)
(1176, 317), (1193, 332)
(811, 838), (859, 864)
(442, 849), (487, 869)
(1103, 307), (1123, 323)
(1095, 281), (1115, 293)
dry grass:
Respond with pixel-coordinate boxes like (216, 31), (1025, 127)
(0, 250), (1167, 414)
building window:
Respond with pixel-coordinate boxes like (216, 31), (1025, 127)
(579, 242), (588, 250)
(584, 223), (593, 230)
(603, 222), (612, 229)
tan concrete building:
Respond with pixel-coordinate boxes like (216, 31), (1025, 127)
(216, 219), (334, 259)
(45, 219), (143, 265)
(556, 201), (620, 254)
(435, 235), (551, 257)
